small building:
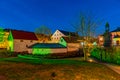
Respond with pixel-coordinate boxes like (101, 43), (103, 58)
(111, 27), (120, 46)
(28, 43), (67, 54)
(51, 30), (78, 43)
(59, 36), (80, 52)
(0, 28), (9, 49)
(98, 27), (120, 46)
(113, 35), (120, 46)
(8, 30), (38, 52)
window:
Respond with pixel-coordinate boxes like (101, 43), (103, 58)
(26, 45), (28, 47)
(61, 39), (63, 42)
(20, 40), (23, 42)
(30, 40), (33, 42)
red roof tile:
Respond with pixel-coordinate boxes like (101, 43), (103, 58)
(11, 30), (38, 40)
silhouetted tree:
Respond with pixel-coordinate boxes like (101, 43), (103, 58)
(103, 22), (111, 47)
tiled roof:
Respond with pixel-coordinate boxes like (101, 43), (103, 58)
(58, 30), (78, 36)
(28, 43), (66, 48)
(114, 35), (120, 38)
(11, 30), (38, 40)
(62, 37), (79, 43)
(111, 27), (120, 32)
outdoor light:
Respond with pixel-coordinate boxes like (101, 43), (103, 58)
(88, 59), (93, 62)
(99, 37), (103, 41)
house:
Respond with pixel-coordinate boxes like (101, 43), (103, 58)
(0, 28), (9, 49)
(59, 36), (80, 52)
(51, 30), (78, 43)
(28, 43), (67, 54)
(111, 27), (120, 46)
(8, 30), (38, 52)
(98, 27), (120, 46)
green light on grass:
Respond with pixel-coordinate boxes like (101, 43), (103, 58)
(33, 48), (52, 55)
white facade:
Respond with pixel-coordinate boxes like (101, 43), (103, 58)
(51, 30), (66, 43)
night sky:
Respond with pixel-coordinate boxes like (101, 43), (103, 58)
(0, 0), (120, 35)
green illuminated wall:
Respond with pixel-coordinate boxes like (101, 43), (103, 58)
(59, 37), (67, 47)
(8, 31), (14, 51)
(32, 48), (52, 55)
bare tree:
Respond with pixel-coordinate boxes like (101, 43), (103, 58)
(35, 25), (52, 36)
(72, 13), (101, 61)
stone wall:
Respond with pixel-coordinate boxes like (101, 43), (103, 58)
(67, 43), (80, 52)
(14, 39), (38, 52)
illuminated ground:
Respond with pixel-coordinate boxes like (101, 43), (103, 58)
(0, 57), (120, 80)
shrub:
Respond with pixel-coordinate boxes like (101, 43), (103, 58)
(0, 49), (12, 58)
(91, 47), (120, 65)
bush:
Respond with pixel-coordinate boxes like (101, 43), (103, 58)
(91, 47), (120, 65)
(0, 49), (12, 58)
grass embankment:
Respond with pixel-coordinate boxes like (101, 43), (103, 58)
(0, 57), (120, 80)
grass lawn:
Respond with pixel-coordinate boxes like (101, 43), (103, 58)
(0, 57), (120, 80)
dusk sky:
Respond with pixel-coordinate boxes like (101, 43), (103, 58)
(0, 0), (120, 35)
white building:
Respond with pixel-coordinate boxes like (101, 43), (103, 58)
(51, 30), (78, 43)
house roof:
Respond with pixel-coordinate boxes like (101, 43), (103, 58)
(111, 27), (120, 32)
(62, 37), (79, 43)
(11, 30), (38, 40)
(58, 30), (78, 36)
(114, 35), (120, 38)
(28, 43), (66, 48)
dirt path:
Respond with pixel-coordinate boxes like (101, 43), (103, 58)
(89, 57), (120, 75)
(103, 63), (120, 74)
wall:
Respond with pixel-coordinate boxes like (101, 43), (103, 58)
(113, 38), (120, 46)
(67, 43), (80, 52)
(59, 37), (67, 47)
(14, 39), (38, 52)
(32, 48), (67, 55)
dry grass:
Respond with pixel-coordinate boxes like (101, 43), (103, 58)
(0, 59), (120, 80)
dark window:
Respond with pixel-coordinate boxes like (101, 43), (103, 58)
(61, 39), (63, 42)
(26, 45), (28, 47)
(30, 40), (33, 42)
(116, 40), (119, 46)
(20, 40), (23, 42)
